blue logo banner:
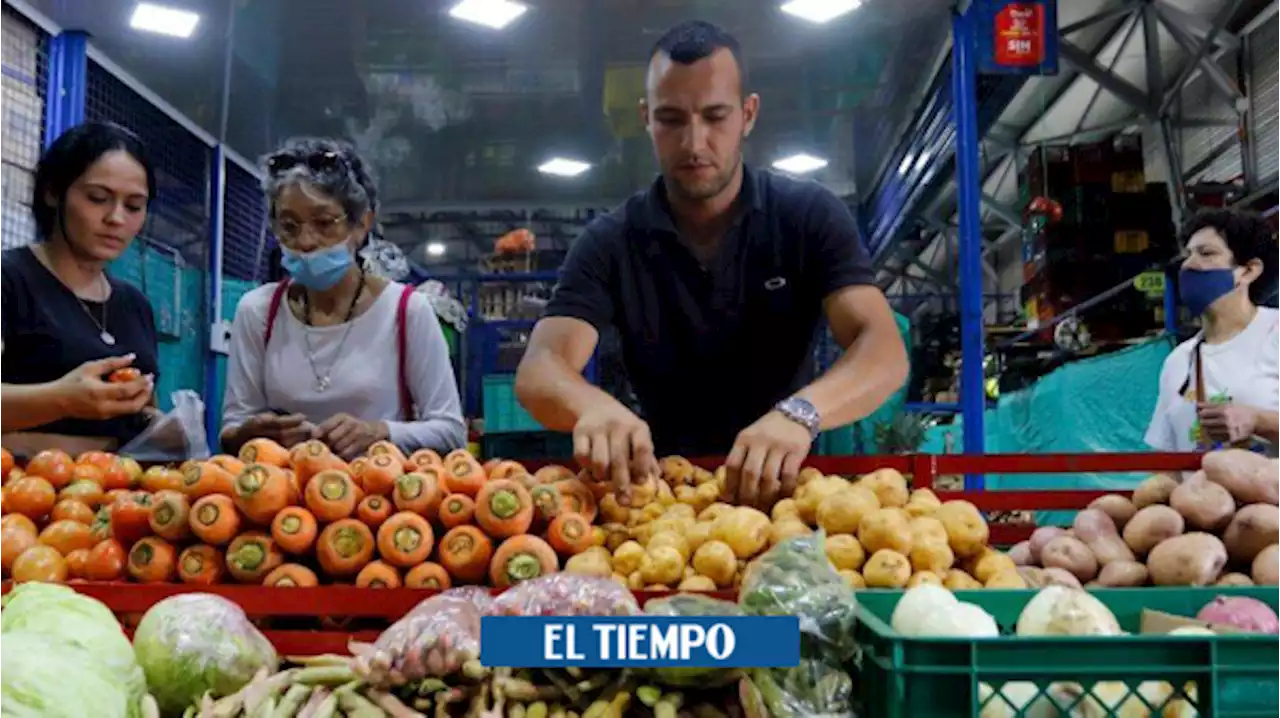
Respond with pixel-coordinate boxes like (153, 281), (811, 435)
(479, 616), (801, 668)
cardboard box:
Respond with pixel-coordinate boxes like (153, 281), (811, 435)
(1140, 608), (1249, 635)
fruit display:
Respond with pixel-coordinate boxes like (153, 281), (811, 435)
(1010, 449), (1279, 588)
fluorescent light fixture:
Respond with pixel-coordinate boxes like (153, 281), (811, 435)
(426, 242), (447, 257)
(129, 3), (200, 38)
(537, 158), (591, 177)
(448, 0), (528, 30)
(780, 0), (862, 24)
(772, 153), (829, 174)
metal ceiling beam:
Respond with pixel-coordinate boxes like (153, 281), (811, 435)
(979, 193), (1022, 230)
(1059, 0), (1143, 36)
(1155, 4), (1245, 107)
(1153, 0), (1241, 50)
(1059, 39), (1154, 117)
(1159, 0), (1248, 115)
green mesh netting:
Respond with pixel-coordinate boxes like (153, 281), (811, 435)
(816, 311), (912, 456)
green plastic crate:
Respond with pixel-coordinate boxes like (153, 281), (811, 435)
(482, 374), (543, 434)
(853, 587), (1279, 717)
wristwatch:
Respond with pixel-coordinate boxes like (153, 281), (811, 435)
(774, 397), (821, 441)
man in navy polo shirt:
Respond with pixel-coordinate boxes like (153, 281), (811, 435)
(515, 20), (907, 509)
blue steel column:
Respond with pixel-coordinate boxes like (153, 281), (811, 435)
(951, 8), (986, 489)
(204, 146), (227, 449)
(42, 31), (88, 147)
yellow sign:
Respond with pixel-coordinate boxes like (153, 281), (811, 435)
(1133, 271), (1166, 297)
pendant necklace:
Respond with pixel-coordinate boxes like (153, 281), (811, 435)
(75, 276), (115, 346)
(302, 271), (365, 393)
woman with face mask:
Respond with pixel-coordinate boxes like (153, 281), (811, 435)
(1145, 208), (1278, 456)
(220, 138), (466, 460)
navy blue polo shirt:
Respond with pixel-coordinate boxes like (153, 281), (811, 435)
(543, 165), (875, 456)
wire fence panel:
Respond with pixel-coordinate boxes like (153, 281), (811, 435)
(1, 8), (46, 250)
(223, 159), (271, 284)
(1249, 19), (1279, 187)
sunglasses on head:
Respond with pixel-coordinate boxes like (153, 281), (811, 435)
(267, 150), (344, 176)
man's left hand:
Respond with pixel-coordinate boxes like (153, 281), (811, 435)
(722, 411), (813, 510)
(314, 413), (389, 460)
(1198, 404), (1258, 445)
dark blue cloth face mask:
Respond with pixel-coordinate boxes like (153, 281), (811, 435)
(1178, 267), (1236, 316)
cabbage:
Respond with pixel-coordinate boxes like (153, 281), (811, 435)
(2, 631), (132, 718)
(1, 583), (146, 711)
(132, 593), (278, 715)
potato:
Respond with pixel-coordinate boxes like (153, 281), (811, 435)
(641, 545), (684, 585)
(698, 502), (734, 524)
(985, 568), (1026, 589)
(1147, 533), (1228, 586)
(684, 522), (712, 553)
(648, 531), (691, 563)
(564, 551), (613, 578)
(1040, 567), (1083, 589)
(838, 569), (866, 589)
(1088, 495), (1137, 530)
(1222, 504), (1280, 565)
(796, 476), (850, 524)
(816, 486), (880, 535)
(908, 488), (941, 509)
(857, 508), (913, 555)
(859, 468), (909, 508)
(612, 541), (646, 575)
(1202, 449), (1279, 505)
(862, 549), (911, 588)
(1170, 474), (1236, 532)
(664, 503), (696, 521)
(678, 575), (717, 591)
(824, 533), (866, 572)
(942, 568), (982, 590)
(1008, 541), (1032, 566)
(1123, 505), (1185, 555)
(1016, 566), (1046, 587)
(796, 466), (824, 488)
(908, 540), (955, 574)
(1216, 572), (1254, 587)
(710, 507), (771, 558)
(1040, 535), (1098, 582)
(770, 519), (812, 546)
(933, 500), (990, 558)
(1252, 544), (1279, 585)
(906, 571), (942, 588)
(968, 549), (1017, 584)
(1133, 473), (1179, 509)
(908, 516), (949, 547)
(1072, 508), (1135, 565)
(771, 498), (800, 522)
(1028, 527), (1068, 564)
(1096, 560), (1148, 587)
(691, 540), (736, 588)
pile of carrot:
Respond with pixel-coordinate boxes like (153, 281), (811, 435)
(1, 441), (605, 591)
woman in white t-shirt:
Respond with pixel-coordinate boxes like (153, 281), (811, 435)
(1146, 209), (1278, 455)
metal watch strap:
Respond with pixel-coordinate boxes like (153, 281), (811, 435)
(775, 397), (820, 440)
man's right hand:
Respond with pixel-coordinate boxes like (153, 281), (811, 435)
(55, 354), (153, 421)
(573, 403), (659, 505)
(237, 412), (314, 449)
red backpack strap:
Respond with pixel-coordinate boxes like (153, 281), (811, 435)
(395, 285), (416, 421)
(263, 280), (290, 347)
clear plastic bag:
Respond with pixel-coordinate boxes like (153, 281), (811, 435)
(747, 659), (857, 718)
(489, 573), (640, 617)
(118, 390), (211, 462)
(443, 585), (497, 615)
(131, 593), (278, 716)
(353, 593), (483, 685)
(644, 594), (744, 688)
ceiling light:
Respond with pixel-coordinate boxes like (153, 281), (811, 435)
(538, 158), (591, 178)
(780, 0), (862, 24)
(426, 242), (447, 257)
(129, 3), (200, 38)
(772, 153), (829, 174)
(448, 0), (528, 30)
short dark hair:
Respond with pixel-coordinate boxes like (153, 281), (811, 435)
(33, 121), (156, 239)
(649, 20), (747, 90)
(1182, 207), (1277, 305)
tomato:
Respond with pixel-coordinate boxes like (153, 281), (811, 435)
(70, 463), (105, 487)
(108, 367), (142, 383)
(6, 477), (56, 520)
(75, 451), (116, 471)
(66, 548), (91, 578)
(11, 544), (68, 583)
(104, 488), (131, 506)
(59, 480), (105, 508)
(39, 519), (96, 555)
(26, 450), (73, 489)
(51, 499), (96, 524)
(117, 457), (144, 488)
(90, 507), (112, 542)
(1, 515), (38, 573)
(110, 492), (153, 546)
(141, 465), (184, 493)
(1, 447), (14, 478)
(85, 539), (126, 581)
(99, 459), (133, 491)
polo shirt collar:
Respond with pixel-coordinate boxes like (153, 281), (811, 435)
(639, 163), (765, 235)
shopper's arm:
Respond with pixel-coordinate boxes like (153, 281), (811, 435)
(1, 382), (76, 432)
(1251, 408), (1279, 444)
(516, 317), (627, 431)
(383, 294), (468, 453)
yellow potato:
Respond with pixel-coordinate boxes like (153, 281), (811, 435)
(933, 500), (991, 558)
(648, 531), (691, 563)
(770, 519), (812, 545)
(771, 498), (801, 522)
(859, 468), (910, 508)
(660, 456), (696, 485)
(684, 522), (712, 553)
(692, 482), (720, 510)
(564, 551), (612, 578)
(641, 545), (685, 585)
(967, 549), (1017, 584)
(838, 569), (866, 589)
(857, 508), (914, 555)
(907, 571), (943, 588)
(710, 507), (771, 558)
(909, 488), (941, 507)
(942, 568), (983, 590)
(797, 466), (824, 488)
(678, 574), (717, 591)
(862, 549), (912, 589)
(908, 541), (955, 574)
(797, 476), (849, 524)
(824, 533), (866, 572)
(627, 571), (646, 590)
(675, 485), (699, 506)
(909, 516), (949, 547)
(642, 503), (666, 522)
(655, 480), (676, 506)
(698, 502), (734, 524)
(692, 467), (717, 486)
(985, 568), (1027, 589)
(612, 541), (646, 575)
(663, 503), (696, 521)
(692, 540), (737, 588)
(599, 494), (630, 524)
(601, 523), (631, 553)
(815, 486), (880, 535)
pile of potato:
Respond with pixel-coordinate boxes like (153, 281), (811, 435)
(565, 457), (1009, 592)
(1012, 449), (1279, 588)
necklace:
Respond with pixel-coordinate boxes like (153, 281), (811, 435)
(300, 271), (365, 393)
(75, 275), (115, 346)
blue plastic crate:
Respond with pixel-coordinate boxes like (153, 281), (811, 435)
(482, 374), (543, 434)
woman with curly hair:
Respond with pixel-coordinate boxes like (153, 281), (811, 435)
(1146, 207), (1278, 455)
(220, 138), (465, 459)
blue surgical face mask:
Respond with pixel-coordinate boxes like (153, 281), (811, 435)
(280, 243), (353, 290)
(1178, 267), (1237, 316)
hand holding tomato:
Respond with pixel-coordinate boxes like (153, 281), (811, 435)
(54, 354), (153, 421)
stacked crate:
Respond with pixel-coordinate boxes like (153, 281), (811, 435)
(1019, 136), (1176, 341)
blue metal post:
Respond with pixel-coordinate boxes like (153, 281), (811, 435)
(42, 31), (88, 147)
(204, 145), (227, 450)
(952, 9), (986, 490)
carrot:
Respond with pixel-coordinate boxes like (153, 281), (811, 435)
(376, 512), (434, 568)
(208, 454), (246, 476)
(232, 463), (294, 524)
(404, 561), (453, 590)
(347, 457), (370, 487)
(270, 506), (318, 555)
(291, 440), (348, 491)
(554, 479), (598, 523)
(444, 448), (473, 464)
(356, 494), (393, 529)
(176, 544), (225, 584)
(189, 494), (241, 545)
(547, 512), (594, 555)
(475, 479), (534, 538)
(226, 531), (284, 583)
(489, 535), (559, 588)
(182, 461), (235, 498)
(392, 469), (444, 517)
(238, 437), (291, 467)
(356, 454), (404, 497)
(444, 454), (486, 496)
(529, 484), (563, 527)
(263, 563), (319, 587)
(366, 440), (408, 465)
(489, 460), (528, 481)
(127, 536), (178, 583)
(147, 490), (191, 541)
(316, 518), (375, 577)
(303, 470), (358, 522)
(533, 465), (575, 484)
(407, 449), (443, 472)
(438, 525), (494, 584)
(355, 559), (402, 588)
(438, 493), (476, 529)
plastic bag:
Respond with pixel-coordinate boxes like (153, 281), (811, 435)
(353, 593), (483, 686)
(131, 593), (278, 716)
(489, 573), (640, 617)
(443, 585), (497, 615)
(118, 390), (211, 462)
(644, 594), (744, 688)
(747, 659), (857, 718)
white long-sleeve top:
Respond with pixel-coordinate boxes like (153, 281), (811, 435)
(221, 281), (467, 454)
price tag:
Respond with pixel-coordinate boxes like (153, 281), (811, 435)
(1133, 272), (1166, 297)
